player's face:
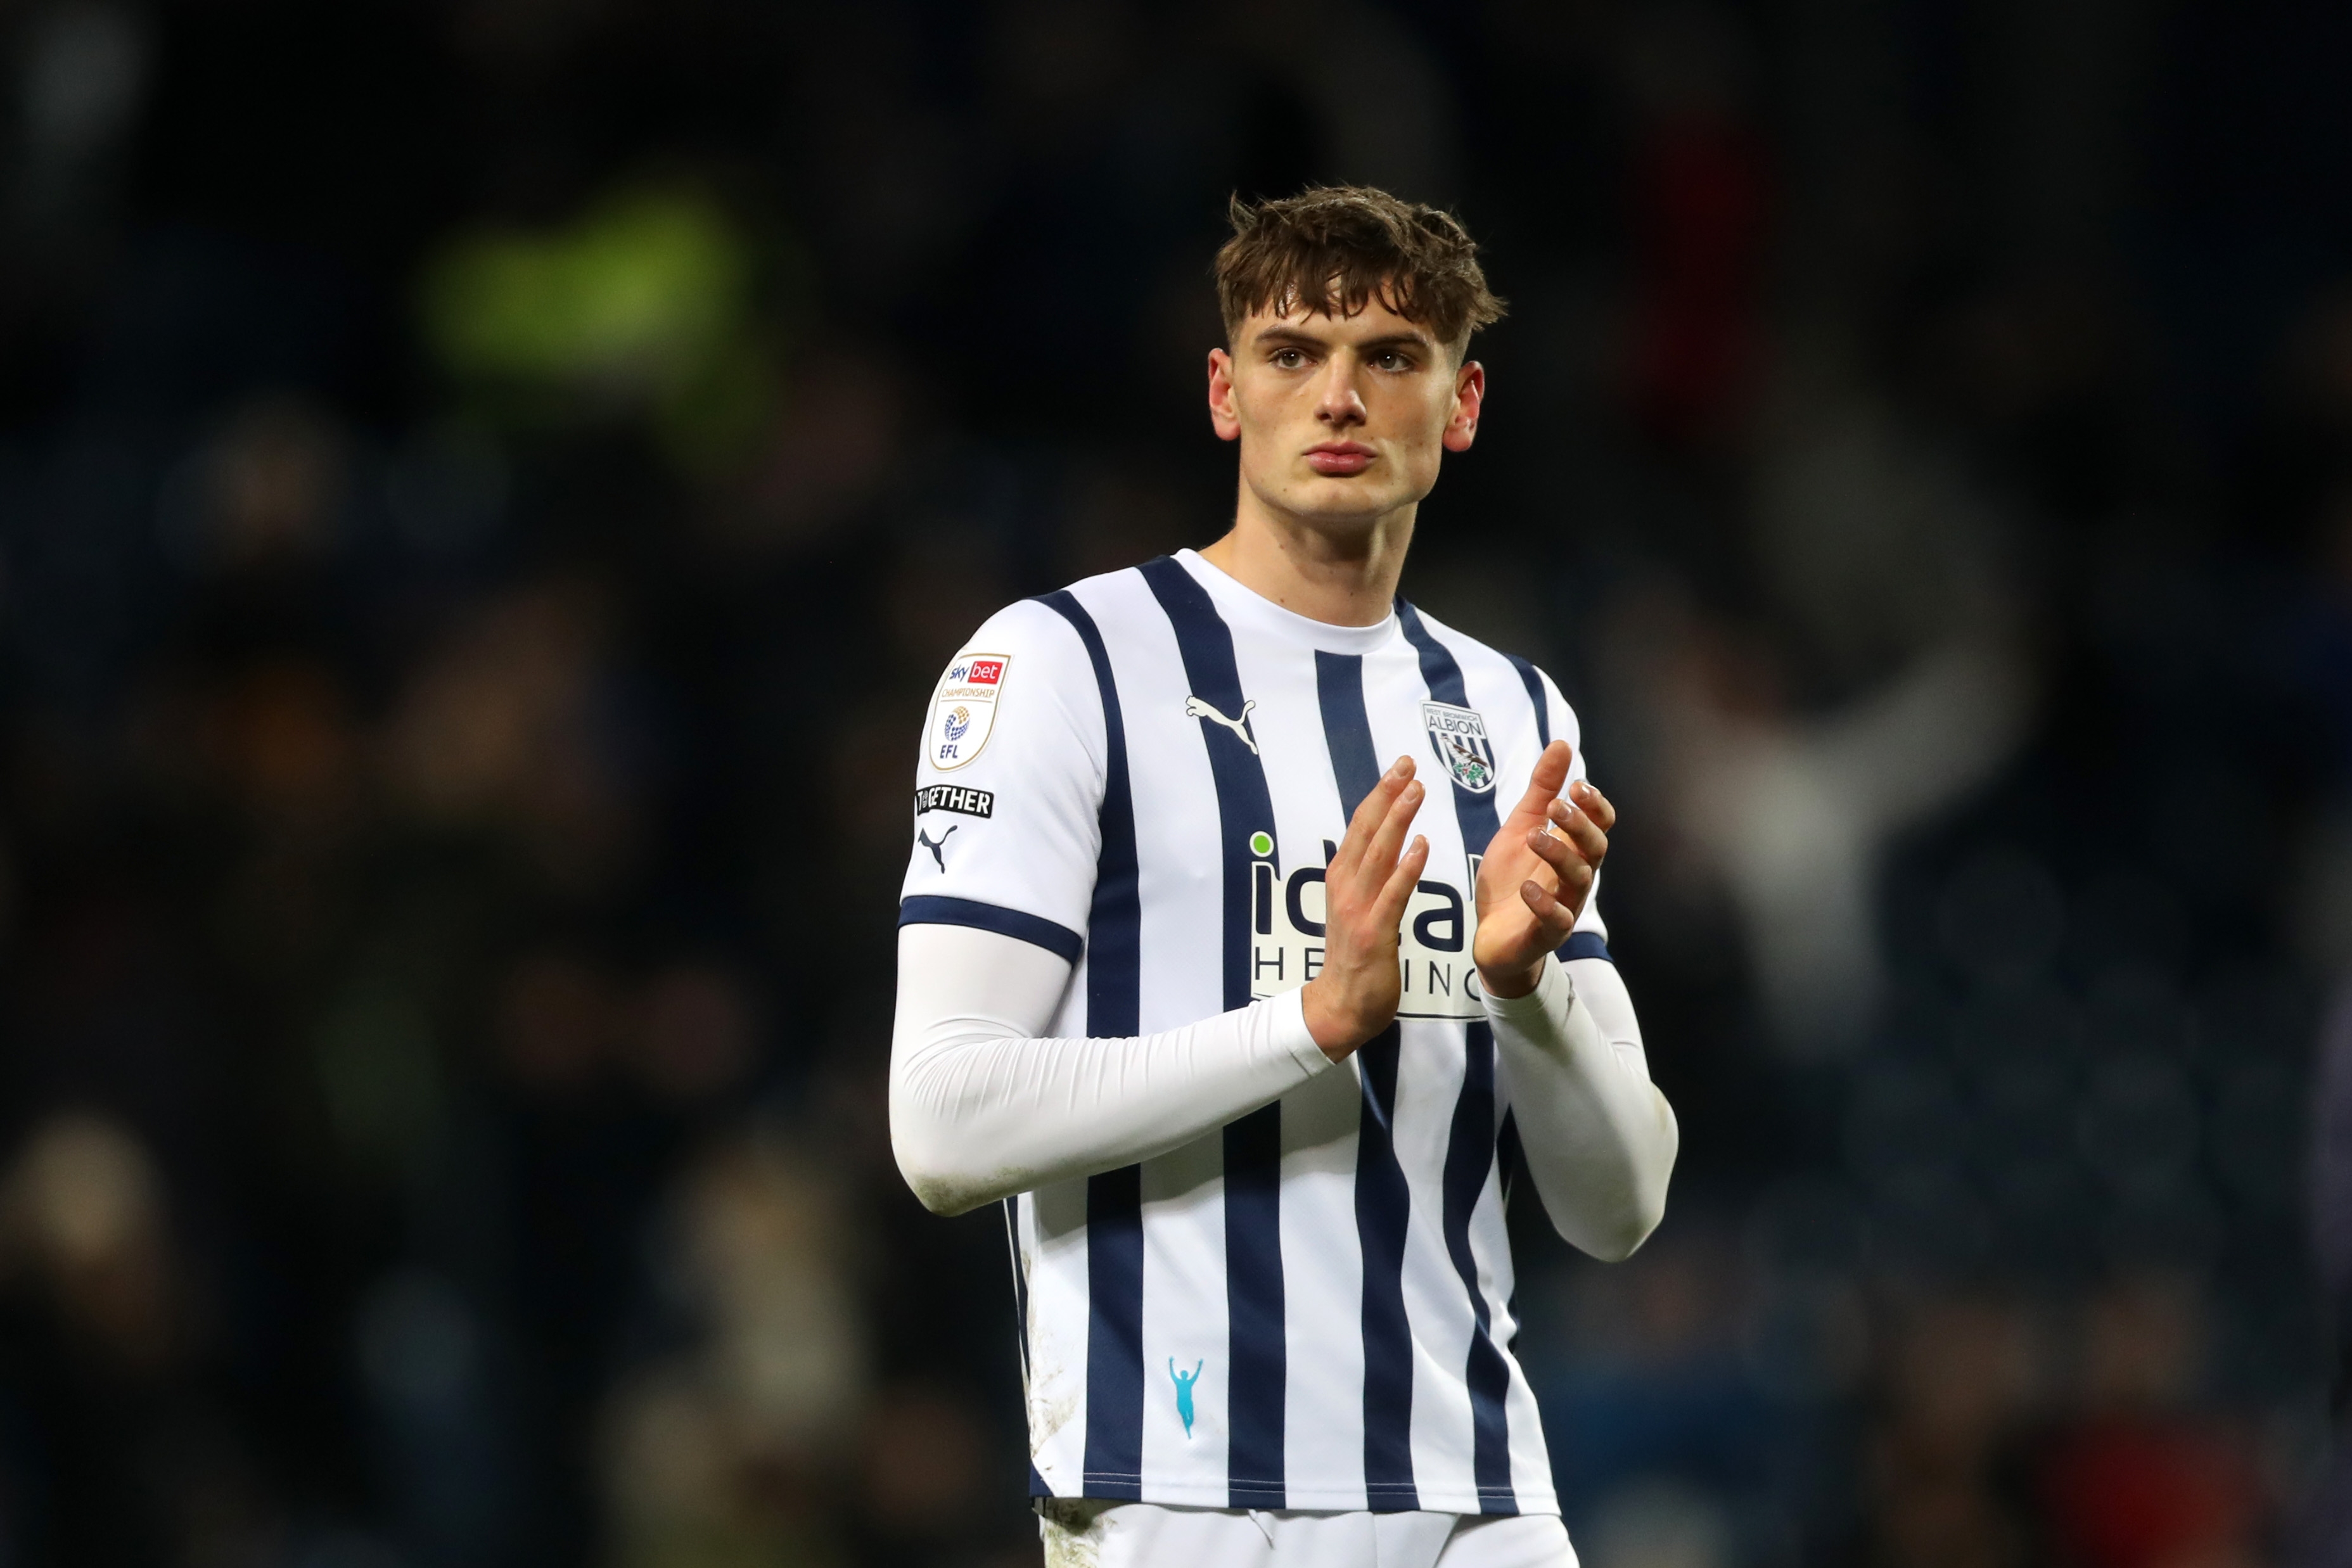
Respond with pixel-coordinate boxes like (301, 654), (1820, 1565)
(1207, 291), (1484, 532)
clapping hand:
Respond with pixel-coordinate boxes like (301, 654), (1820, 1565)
(1473, 740), (1613, 1000)
(1299, 756), (1428, 1061)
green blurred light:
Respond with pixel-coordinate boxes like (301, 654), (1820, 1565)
(421, 188), (774, 468)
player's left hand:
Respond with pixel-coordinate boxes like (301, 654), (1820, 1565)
(1473, 739), (1613, 1000)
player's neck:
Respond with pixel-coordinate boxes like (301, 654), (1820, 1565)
(1198, 488), (1413, 629)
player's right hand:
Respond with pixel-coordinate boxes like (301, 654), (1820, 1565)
(1301, 756), (1428, 1062)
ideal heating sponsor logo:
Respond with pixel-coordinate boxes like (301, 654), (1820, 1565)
(1246, 841), (1485, 1020)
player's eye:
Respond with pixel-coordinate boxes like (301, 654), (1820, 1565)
(1374, 351), (1414, 372)
(1271, 348), (1307, 370)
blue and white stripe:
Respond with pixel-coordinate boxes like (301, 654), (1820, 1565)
(903, 551), (1610, 1515)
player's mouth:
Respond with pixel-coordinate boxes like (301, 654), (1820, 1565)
(1305, 442), (1376, 476)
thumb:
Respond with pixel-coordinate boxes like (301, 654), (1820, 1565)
(1531, 739), (1573, 795)
(1509, 740), (1573, 823)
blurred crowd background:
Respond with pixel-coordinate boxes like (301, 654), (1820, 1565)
(0, 1), (2346, 1565)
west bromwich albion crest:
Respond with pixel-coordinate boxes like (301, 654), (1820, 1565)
(1421, 701), (1497, 793)
(930, 652), (1011, 770)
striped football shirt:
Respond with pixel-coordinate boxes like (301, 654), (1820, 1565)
(898, 549), (1607, 1515)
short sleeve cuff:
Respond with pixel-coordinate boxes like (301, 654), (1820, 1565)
(898, 895), (1083, 964)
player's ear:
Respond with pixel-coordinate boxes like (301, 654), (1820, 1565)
(1444, 359), (1485, 453)
(1208, 347), (1241, 442)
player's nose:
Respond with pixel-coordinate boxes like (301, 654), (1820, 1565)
(1315, 362), (1369, 426)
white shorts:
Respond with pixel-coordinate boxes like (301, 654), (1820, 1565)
(1037, 1501), (1576, 1568)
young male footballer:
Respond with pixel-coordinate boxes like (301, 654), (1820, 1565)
(891, 187), (1678, 1567)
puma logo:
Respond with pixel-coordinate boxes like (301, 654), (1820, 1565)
(917, 824), (957, 871)
(1183, 695), (1258, 754)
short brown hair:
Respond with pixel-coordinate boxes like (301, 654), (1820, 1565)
(1213, 186), (1505, 354)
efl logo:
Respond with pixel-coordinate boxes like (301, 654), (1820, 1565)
(931, 651), (1011, 770)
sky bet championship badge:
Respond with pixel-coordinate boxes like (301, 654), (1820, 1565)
(1421, 701), (1497, 793)
(930, 653), (1011, 770)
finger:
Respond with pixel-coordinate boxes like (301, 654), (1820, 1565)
(1361, 779), (1425, 880)
(1568, 777), (1616, 833)
(1530, 740), (1573, 799)
(1533, 808), (1609, 893)
(1332, 770), (1398, 877)
(1545, 797), (1609, 867)
(1334, 757), (1416, 875)
(1523, 823), (1580, 883)
(1504, 741), (1573, 829)
(1519, 876), (1580, 944)
(1525, 827), (1595, 913)
(1373, 835), (1431, 925)
(1559, 851), (1597, 910)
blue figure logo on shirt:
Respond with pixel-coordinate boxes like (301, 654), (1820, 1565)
(916, 824), (956, 871)
(1169, 1358), (1203, 1437)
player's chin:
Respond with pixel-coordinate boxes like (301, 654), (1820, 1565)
(1284, 477), (1405, 525)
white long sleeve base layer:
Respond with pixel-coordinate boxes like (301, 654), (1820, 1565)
(890, 924), (1333, 1217)
(1484, 954), (1678, 1260)
(890, 924), (1678, 1259)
